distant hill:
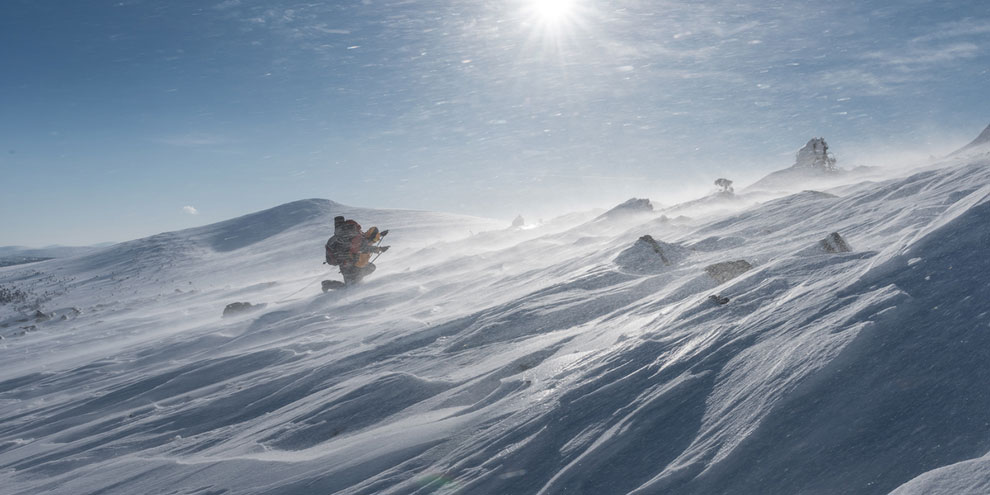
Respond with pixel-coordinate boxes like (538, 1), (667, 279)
(0, 256), (53, 268)
(0, 244), (109, 267)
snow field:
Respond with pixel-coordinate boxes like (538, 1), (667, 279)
(2, 154), (990, 494)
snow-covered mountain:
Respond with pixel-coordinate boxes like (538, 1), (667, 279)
(3, 154), (990, 494)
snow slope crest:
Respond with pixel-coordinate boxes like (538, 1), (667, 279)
(949, 122), (990, 156)
(188, 198), (341, 252)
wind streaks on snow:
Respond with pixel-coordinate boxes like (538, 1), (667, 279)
(2, 156), (990, 494)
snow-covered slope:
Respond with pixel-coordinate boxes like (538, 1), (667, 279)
(2, 158), (990, 494)
(0, 245), (106, 267)
(949, 123), (990, 156)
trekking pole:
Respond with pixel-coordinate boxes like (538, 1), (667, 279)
(369, 230), (389, 264)
(370, 239), (385, 264)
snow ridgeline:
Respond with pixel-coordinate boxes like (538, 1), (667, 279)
(2, 155), (990, 494)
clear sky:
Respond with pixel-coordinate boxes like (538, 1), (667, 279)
(2, 0), (988, 246)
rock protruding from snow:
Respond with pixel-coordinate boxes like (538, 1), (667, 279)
(222, 301), (265, 318)
(597, 198), (653, 220)
(511, 215), (525, 229)
(715, 178), (734, 194)
(743, 138), (857, 192)
(793, 137), (837, 172)
(690, 236), (746, 252)
(704, 260), (753, 283)
(615, 235), (689, 273)
(821, 232), (852, 253)
(709, 294), (730, 305)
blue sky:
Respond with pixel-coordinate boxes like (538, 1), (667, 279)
(1, 0), (988, 246)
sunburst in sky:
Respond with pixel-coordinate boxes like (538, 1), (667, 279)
(531, 0), (577, 25)
(519, 0), (590, 49)
(1, 0), (989, 245)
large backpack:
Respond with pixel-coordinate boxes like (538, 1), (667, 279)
(325, 220), (362, 266)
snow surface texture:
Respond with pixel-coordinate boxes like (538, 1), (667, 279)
(2, 154), (990, 494)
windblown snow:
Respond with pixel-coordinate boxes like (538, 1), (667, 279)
(3, 150), (990, 494)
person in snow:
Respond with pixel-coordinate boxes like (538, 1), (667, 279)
(324, 216), (389, 287)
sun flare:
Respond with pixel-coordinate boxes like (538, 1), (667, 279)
(521, 0), (585, 45)
(532, 0), (575, 24)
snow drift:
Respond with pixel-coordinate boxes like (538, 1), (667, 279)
(2, 156), (990, 494)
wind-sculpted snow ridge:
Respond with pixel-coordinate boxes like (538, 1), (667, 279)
(3, 159), (990, 494)
(949, 123), (990, 157)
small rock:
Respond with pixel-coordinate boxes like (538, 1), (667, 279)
(705, 260), (753, 283)
(821, 232), (852, 253)
(709, 294), (730, 305)
(222, 302), (264, 318)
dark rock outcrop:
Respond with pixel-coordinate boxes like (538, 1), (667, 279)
(715, 178), (734, 194)
(705, 260), (753, 283)
(793, 137), (837, 172)
(615, 235), (690, 273)
(222, 302), (265, 318)
(744, 138), (850, 192)
(821, 232), (852, 253)
(709, 294), (730, 305)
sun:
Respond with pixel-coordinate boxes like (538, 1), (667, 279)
(516, 0), (592, 54)
(532, 0), (576, 24)
(520, 0), (585, 44)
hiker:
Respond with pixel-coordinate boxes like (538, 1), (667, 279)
(324, 216), (389, 288)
